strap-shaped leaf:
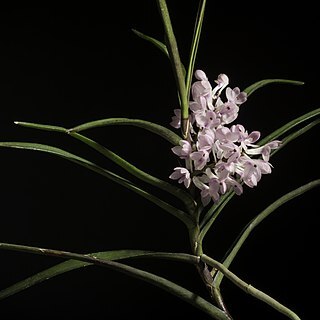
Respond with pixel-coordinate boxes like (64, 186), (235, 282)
(186, 0), (206, 98)
(1, 241), (300, 319)
(16, 118), (182, 146)
(0, 142), (193, 227)
(132, 29), (186, 80)
(198, 191), (234, 244)
(14, 121), (195, 213)
(213, 179), (320, 289)
(132, 29), (169, 57)
(201, 255), (301, 320)
(259, 107), (320, 146)
(0, 248), (153, 299)
(157, 0), (189, 137)
(69, 131), (196, 213)
(0, 243), (228, 320)
(244, 79), (304, 97)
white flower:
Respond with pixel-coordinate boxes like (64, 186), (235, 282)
(169, 167), (191, 188)
(212, 73), (229, 99)
(171, 140), (192, 159)
(245, 140), (281, 161)
(190, 149), (210, 170)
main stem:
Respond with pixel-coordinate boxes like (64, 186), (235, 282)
(188, 222), (233, 319)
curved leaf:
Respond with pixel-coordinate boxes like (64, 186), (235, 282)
(0, 142), (193, 227)
(201, 255), (301, 320)
(132, 29), (169, 58)
(67, 118), (182, 145)
(199, 191), (234, 243)
(14, 122), (196, 213)
(132, 29), (187, 79)
(0, 248), (153, 299)
(259, 107), (320, 146)
(0, 243), (228, 319)
(244, 79), (304, 97)
(271, 118), (320, 156)
(213, 179), (320, 288)
(69, 132), (196, 213)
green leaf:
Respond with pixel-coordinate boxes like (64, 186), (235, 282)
(0, 141), (140, 188)
(244, 79), (304, 97)
(132, 29), (169, 58)
(66, 118), (182, 146)
(259, 107), (320, 146)
(0, 248), (152, 299)
(14, 121), (68, 133)
(199, 190), (234, 243)
(69, 132), (196, 213)
(14, 121), (196, 213)
(0, 244), (228, 319)
(132, 29), (186, 81)
(201, 254), (302, 320)
(213, 179), (320, 289)
(186, 0), (207, 99)
(272, 118), (320, 155)
(157, 0), (189, 138)
(0, 142), (193, 227)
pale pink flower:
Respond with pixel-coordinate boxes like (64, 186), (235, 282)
(171, 140), (192, 159)
(169, 167), (191, 188)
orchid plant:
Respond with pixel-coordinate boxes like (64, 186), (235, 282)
(0, 1), (319, 319)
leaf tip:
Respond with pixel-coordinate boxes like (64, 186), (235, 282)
(131, 28), (140, 36)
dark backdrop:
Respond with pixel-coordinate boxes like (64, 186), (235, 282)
(0, 2), (319, 320)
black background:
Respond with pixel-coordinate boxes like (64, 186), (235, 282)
(0, 2), (319, 320)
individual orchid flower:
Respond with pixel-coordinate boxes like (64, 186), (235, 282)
(193, 174), (220, 205)
(212, 73), (229, 99)
(245, 140), (281, 161)
(237, 156), (272, 188)
(171, 140), (192, 159)
(192, 70), (213, 109)
(196, 129), (215, 151)
(215, 126), (239, 143)
(225, 87), (247, 105)
(169, 167), (191, 188)
(190, 149), (210, 170)
(194, 109), (220, 129)
(170, 108), (181, 129)
(216, 101), (240, 124)
(230, 124), (261, 150)
(218, 142), (241, 163)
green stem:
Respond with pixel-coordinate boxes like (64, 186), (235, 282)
(156, 0), (189, 138)
(201, 255), (301, 320)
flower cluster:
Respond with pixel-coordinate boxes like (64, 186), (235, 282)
(169, 70), (281, 206)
